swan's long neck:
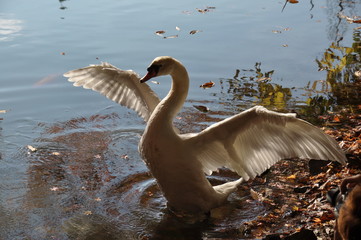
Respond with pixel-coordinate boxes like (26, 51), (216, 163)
(150, 61), (189, 130)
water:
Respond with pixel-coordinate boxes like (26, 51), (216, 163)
(1, 0), (361, 239)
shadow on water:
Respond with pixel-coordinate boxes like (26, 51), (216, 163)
(2, 113), (265, 240)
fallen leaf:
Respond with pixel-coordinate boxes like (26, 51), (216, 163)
(155, 30), (165, 34)
(193, 105), (209, 113)
(155, 30), (165, 36)
(287, 174), (297, 180)
(250, 188), (264, 202)
(333, 115), (341, 122)
(27, 145), (37, 152)
(84, 210), (92, 215)
(288, 0), (299, 3)
(60, 52), (65, 55)
(163, 35), (178, 39)
(121, 154), (129, 160)
(190, 30), (202, 35)
(50, 186), (59, 191)
(200, 81), (215, 88)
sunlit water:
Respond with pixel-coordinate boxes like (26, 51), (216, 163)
(1, 0), (361, 239)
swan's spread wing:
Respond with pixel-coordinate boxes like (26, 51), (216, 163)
(64, 62), (160, 121)
(188, 106), (346, 181)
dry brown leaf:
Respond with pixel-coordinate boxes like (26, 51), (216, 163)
(163, 35), (178, 39)
(84, 210), (92, 215)
(200, 81), (215, 88)
(155, 30), (165, 36)
(288, 0), (299, 3)
(190, 30), (202, 35)
(193, 105), (209, 113)
(250, 188), (264, 202)
(287, 174), (297, 180)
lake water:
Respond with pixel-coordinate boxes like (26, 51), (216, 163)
(1, 0), (361, 239)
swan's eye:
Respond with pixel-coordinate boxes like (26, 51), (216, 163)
(147, 64), (161, 75)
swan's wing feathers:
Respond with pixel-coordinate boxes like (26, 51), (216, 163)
(190, 106), (346, 180)
(64, 62), (160, 121)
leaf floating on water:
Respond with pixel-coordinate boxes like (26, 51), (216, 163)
(163, 35), (178, 39)
(193, 105), (209, 113)
(27, 145), (37, 152)
(155, 30), (165, 36)
(196, 6), (216, 13)
(272, 30), (282, 34)
(200, 81), (215, 88)
(189, 30), (202, 35)
(288, 0), (299, 3)
(121, 154), (129, 160)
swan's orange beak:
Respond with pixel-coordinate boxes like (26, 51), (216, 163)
(140, 70), (157, 83)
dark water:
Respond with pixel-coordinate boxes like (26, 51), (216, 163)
(1, 0), (361, 239)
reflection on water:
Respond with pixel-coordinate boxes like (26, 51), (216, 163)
(0, 114), (265, 239)
(218, 62), (293, 111)
(0, 17), (22, 41)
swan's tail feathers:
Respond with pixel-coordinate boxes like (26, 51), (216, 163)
(213, 177), (244, 197)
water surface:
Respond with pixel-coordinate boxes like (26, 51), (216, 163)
(1, 0), (361, 239)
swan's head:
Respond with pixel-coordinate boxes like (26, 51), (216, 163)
(140, 56), (178, 83)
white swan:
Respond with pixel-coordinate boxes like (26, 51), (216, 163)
(64, 56), (346, 213)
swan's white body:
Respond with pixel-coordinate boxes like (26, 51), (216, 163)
(64, 56), (346, 213)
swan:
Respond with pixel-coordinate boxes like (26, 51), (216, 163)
(64, 56), (346, 213)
